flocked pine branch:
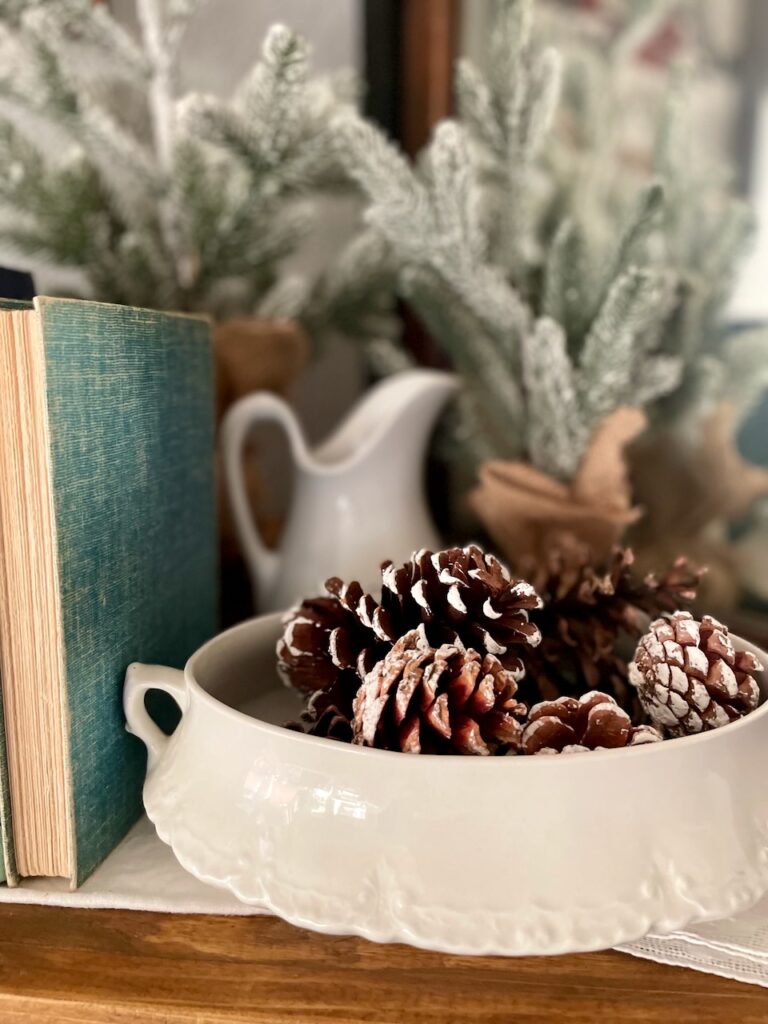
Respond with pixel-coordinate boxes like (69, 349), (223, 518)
(535, 0), (758, 428)
(521, 317), (588, 479)
(576, 265), (674, 426)
(0, 4), (355, 319)
(457, 0), (561, 290)
(331, 0), (766, 482)
(334, 0), (689, 480)
(337, 116), (531, 360)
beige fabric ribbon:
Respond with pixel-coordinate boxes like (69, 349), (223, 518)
(471, 408), (647, 567)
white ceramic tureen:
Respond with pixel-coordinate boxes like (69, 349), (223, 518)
(124, 612), (768, 956)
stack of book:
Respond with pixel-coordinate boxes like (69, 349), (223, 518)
(0, 296), (218, 887)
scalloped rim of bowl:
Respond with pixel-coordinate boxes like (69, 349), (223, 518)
(144, 805), (768, 957)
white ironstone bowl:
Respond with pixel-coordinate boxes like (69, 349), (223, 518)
(123, 612), (768, 956)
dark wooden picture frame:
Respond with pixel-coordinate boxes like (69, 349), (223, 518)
(364, 0), (459, 156)
(364, 0), (460, 366)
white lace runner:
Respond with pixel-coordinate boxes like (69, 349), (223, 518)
(619, 899), (768, 987)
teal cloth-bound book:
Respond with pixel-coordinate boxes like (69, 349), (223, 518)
(0, 296), (218, 887)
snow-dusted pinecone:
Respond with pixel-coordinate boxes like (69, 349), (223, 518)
(276, 589), (392, 694)
(352, 625), (528, 755)
(520, 690), (662, 755)
(629, 611), (763, 736)
(518, 542), (701, 713)
(379, 546), (542, 674)
(277, 545), (543, 697)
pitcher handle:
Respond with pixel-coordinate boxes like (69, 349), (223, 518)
(124, 663), (189, 772)
(221, 393), (309, 608)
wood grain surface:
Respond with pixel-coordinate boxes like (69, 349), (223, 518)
(0, 905), (767, 1023)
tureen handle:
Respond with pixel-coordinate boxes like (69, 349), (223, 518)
(123, 663), (189, 771)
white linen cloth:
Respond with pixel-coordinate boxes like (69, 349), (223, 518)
(2, 815), (768, 987)
(0, 816), (259, 916)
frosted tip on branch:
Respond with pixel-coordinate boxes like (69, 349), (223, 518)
(262, 22), (309, 79)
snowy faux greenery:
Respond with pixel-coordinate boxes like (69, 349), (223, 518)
(0, 0), (353, 317)
(334, 0), (768, 479)
(538, 0), (768, 430)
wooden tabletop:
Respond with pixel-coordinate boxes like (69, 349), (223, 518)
(0, 905), (767, 1023)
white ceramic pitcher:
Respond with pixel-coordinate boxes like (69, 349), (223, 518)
(221, 369), (457, 611)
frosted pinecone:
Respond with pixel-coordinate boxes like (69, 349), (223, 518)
(277, 545), (543, 699)
(379, 546), (542, 674)
(629, 611), (762, 736)
(277, 590), (392, 694)
(352, 625), (527, 755)
(521, 690), (662, 755)
(519, 542), (701, 713)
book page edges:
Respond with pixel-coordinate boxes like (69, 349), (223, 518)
(32, 303), (77, 883)
(0, 307), (74, 880)
(34, 304), (78, 884)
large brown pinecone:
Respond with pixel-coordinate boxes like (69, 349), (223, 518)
(629, 611), (762, 736)
(277, 589), (391, 693)
(379, 546), (542, 664)
(277, 546), (543, 709)
(352, 625), (527, 754)
(521, 691), (662, 755)
(518, 542), (702, 713)
(276, 586), (393, 739)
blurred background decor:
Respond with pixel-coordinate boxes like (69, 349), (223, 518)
(0, 0), (361, 619)
(3, 0), (768, 627)
(0, 265), (33, 300)
(334, 2), (754, 563)
(332, 0), (768, 625)
(0, 4), (352, 318)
